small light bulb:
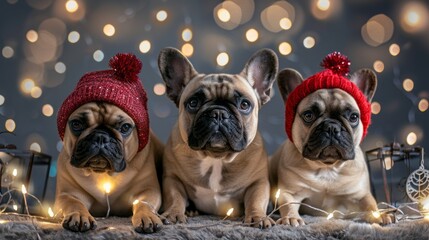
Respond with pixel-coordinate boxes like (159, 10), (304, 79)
(423, 202), (429, 210)
(21, 185), (27, 194)
(133, 199), (139, 205)
(275, 189), (281, 199)
(13, 204), (18, 211)
(104, 182), (111, 194)
(425, 214), (429, 220)
(226, 208), (234, 217)
(326, 212), (334, 220)
(12, 169), (17, 177)
(372, 210), (381, 219)
(48, 207), (54, 217)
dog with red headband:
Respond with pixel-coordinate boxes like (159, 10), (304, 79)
(270, 52), (395, 226)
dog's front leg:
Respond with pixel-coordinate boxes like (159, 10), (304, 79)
(358, 193), (395, 225)
(55, 193), (96, 232)
(276, 189), (305, 226)
(243, 178), (274, 228)
(161, 175), (188, 224)
(132, 185), (163, 234)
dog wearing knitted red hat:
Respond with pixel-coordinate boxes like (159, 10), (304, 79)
(270, 52), (395, 226)
(54, 53), (163, 233)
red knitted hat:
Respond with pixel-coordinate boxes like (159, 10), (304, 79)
(285, 52), (372, 142)
(57, 53), (149, 151)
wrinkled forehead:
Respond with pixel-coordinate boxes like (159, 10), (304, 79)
(297, 88), (359, 113)
(69, 102), (133, 124)
(180, 73), (258, 103)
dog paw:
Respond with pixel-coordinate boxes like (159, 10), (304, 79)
(364, 212), (396, 225)
(161, 209), (187, 224)
(62, 211), (97, 232)
(244, 215), (275, 229)
(276, 216), (305, 227)
(132, 211), (163, 234)
(185, 210), (199, 217)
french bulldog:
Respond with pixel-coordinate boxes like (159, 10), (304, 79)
(270, 65), (395, 226)
(158, 47), (278, 228)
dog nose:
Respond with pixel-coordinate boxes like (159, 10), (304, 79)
(94, 133), (110, 146)
(323, 120), (341, 137)
(210, 109), (230, 120)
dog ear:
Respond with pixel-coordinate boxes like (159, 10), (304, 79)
(240, 49), (278, 105)
(158, 47), (198, 107)
(276, 68), (304, 102)
(350, 68), (377, 102)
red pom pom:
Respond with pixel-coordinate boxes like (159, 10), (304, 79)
(109, 53), (142, 82)
(320, 52), (350, 76)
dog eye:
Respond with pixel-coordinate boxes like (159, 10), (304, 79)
(187, 98), (200, 110)
(69, 120), (86, 133)
(302, 111), (315, 123)
(349, 113), (359, 123)
(120, 123), (133, 135)
(239, 99), (252, 112)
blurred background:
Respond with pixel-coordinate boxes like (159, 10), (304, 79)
(0, 0), (428, 205)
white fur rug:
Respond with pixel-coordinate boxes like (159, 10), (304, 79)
(0, 214), (428, 240)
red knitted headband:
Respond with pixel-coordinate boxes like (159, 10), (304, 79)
(285, 52), (372, 142)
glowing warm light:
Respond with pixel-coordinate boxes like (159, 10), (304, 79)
(153, 83), (166, 96)
(103, 24), (115, 37)
(402, 78), (414, 92)
(133, 199), (139, 205)
(326, 212), (334, 220)
(68, 31), (80, 43)
(55, 62), (66, 74)
(104, 182), (111, 194)
(425, 214), (429, 220)
(2, 46), (14, 58)
(21, 184), (27, 194)
(418, 99), (428, 112)
(30, 86), (42, 98)
(226, 208), (234, 216)
(182, 28), (192, 42)
(279, 42), (292, 55)
(93, 50), (104, 62)
(383, 156), (394, 170)
(217, 8), (231, 22)
(275, 189), (281, 199)
(13, 205), (18, 211)
(400, 2), (428, 33)
(372, 210), (381, 219)
(30, 142), (41, 152)
(389, 44), (400, 56)
(65, 0), (79, 13)
(156, 10), (168, 22)
(181, 43), (194, 57)
(405, 10), (420, 26)
(279, 17), (292, 30)
(12, 169), (17, 177)
(406, 132), (417, 145)
(5, 119), (16, 132)
(216, 52), (229, 67)
(0, 220), (8, 224)
(373, 60), (384, 73)
(317, 0), (331, 11)
(26, 30), (38, 43)
(303, 36), (316, 49)
(20, 78), (35, 94)
(362, 14), (394, 47)
(48, 207), (54, 218)
(371, 102), (381, 115)
(245, 28), (259, 42)
(0, 95), (4, 106)
(139, 40), (151, 53)
(42, 104), (54, 117)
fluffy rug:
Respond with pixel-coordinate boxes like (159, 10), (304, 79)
(0, 214), (428, 240)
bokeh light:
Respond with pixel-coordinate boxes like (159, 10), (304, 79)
(317, 0), (331, 11)
(400, 2), (429, 33)
(42, 104), (54, 117)
(30, 142), (41, 152)
(2, 46), (14, 58)
(93, 50), (104, 62)
(139, 40), (151, 53)
(67, 31), (80, 43)
(20, 78), (35, 94)
(216, 52), (229, 67)
(26, 30), (38, 43)
(279, 17), (292, 30)
(261, 1), (295, 33)
(311, 0), (340, 20)
(217, 8), (231, 22)
(181, 43), (194, 57)
(24, 30), (58, 63)
(303, 36), (316, 49)
(373, 60), (384, 73)
(418, 99), (428, 112)
(5, 119), (16, 132)
(0, 95), (4, 106)
(156, 10), (168, 22)
(371, 102), (381, 115)
(30, 86), (42, 98)
(182, 28), (192, 42)
(153, 83), (166, 96)
(389, 43), (400, 56)
(103, 24), (115, 37)
(361, 14), (394, 47)
(65, 0), (79, 13)
(245, 28), (258, 42)
(406, 132), (417, 145)
(402, 78), (414, 92)
(55, 62), (66, 74)
(214, 1), (242, 30)
(278, 42), (292, 55)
